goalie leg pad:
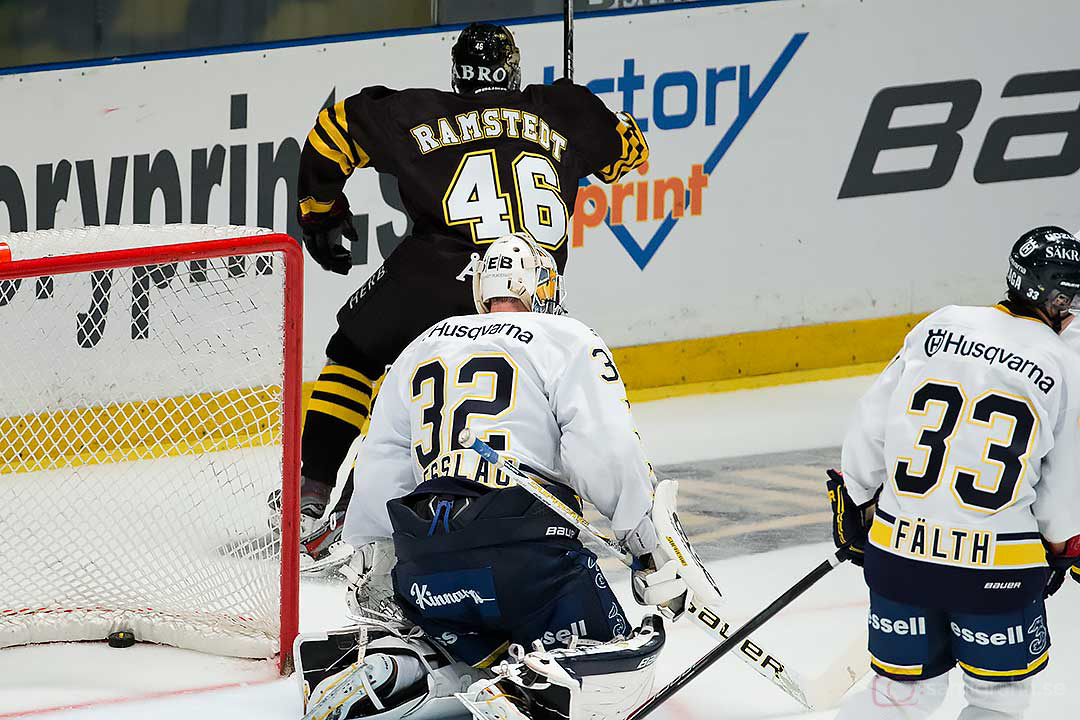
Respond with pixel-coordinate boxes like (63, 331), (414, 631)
(296, 624), (480, 720)
(456, 615), (666, 720)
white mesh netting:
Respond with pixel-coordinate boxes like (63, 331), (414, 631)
(0, 225), (294, 659)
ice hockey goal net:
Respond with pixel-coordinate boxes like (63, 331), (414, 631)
(0, 225), (301, 672)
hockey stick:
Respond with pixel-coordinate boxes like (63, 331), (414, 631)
(458, 430), (864, 710)
(629, 548), (847, 719)
(563, 0), (574, 81)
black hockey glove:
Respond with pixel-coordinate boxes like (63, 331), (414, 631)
(1043, 535), (1080, 599)
(826, 469), (876, 567)
(298, 194), (357, 275)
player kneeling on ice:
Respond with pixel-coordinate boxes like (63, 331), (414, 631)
(828, 226), (1080, 720)
(295, 233), (712, 720)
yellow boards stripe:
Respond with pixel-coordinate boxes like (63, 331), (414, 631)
(307, 398), (367, 430)
(1, 387), (281, 474)
(306, 127), (352, 175)
(613, 312), (928, 391)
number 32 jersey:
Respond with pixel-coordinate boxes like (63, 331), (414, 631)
(342, 312), (656, 547)
(842, 304), (1080, 609)
(297, 80), (648, 266)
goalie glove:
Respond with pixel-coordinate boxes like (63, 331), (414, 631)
(826, 469), (876, 567)
(298, 193), (357, 275)
(625, 515), (688, 613)
(629, 480), (722, 622)
(342, 539), (399, 621)
(1044, 534), (1080, 598)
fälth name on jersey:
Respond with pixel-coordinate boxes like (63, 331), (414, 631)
(888, 517), (993, 567)
(426, 319), (535, 344)
(923, 328), (1056, 393)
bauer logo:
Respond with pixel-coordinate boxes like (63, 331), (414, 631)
(553, 33), (808, 269)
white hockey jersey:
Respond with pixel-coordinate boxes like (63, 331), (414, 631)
(842, 304), (1080, 606)
(343, 312), (656, 548)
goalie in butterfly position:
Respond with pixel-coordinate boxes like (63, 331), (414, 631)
(284, 21), (648, 565)
(294, 234), (717, 720)
(827, 226), (1080, 720)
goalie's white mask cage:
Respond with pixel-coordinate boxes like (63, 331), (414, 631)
(0, 225), (302, 672)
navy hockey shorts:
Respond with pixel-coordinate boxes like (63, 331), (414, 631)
(386, 477), (629, 667)
(867, 591), (1050, 683)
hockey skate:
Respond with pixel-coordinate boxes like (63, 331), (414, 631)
(299, 507), (355, 575)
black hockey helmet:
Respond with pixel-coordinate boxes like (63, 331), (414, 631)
(1006, 225), (1080, 324)
(451, 22), (521, 94)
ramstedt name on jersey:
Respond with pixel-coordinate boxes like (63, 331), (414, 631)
(426, 319), (534, 344)
(410, 108), (569, 159)
(923, 328), (1056, 393)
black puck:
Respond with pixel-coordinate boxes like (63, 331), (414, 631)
(108, 630), (136, 648)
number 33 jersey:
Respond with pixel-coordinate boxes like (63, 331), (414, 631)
(842, 304), (1080, 607)
(342, 312), (656, 547)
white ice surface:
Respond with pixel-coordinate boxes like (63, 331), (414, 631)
(2, 375), (1075, 719)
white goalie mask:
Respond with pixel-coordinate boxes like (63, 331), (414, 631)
(472, 233), (565, 315)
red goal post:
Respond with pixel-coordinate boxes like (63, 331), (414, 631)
(0, 225), (302, 673)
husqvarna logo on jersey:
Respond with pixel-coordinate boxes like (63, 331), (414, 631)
(925, 328), (947, 356)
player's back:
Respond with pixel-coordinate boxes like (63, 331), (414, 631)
(322, 81), (641, 268)
(389, 311), (622, 487)
(852, 303), (1080, 605)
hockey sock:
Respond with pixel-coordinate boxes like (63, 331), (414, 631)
(301, 363), (378, 485)
(833, 673), (948, 719)
(958, 675), (1031, 720)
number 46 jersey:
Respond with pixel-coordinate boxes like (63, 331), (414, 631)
(298, 79), (647, 266)
(842, 303), (1080, 609)
(342, 312), (656, 548)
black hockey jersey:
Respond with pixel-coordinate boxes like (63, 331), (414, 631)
(297, 79), (648, 269)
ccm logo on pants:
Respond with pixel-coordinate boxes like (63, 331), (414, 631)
(869, 613), (928, 636)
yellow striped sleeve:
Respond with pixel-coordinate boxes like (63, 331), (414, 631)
(319, 107), (356, 165)
(306, 125), (353, 175)
(298, 196), (336, 215)
(598, 112), (649, 184)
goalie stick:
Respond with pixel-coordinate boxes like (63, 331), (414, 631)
(630, 548), (849, 719)
(458, 429), (868, 711)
